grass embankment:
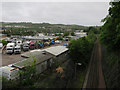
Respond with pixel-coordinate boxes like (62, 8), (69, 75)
(101, 45), (119, 88)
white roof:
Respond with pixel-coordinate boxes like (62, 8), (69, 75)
(0, 66), (15, 73)
(7, 43), (15, 46)
(21, 49), (43, 57)
(44, 46), (68, 56)
(30, 49), (43, 52)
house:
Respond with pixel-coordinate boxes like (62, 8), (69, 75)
(13, 50), (53, 74)
(44, 46), (69, 65)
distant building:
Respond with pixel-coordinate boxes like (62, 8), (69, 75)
(75, 32), (87, 37)
(38, 33), (45, 37)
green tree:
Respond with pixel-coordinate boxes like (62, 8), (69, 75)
(71, 31), (75, 36)
(100, 1), (120, 53)
(64, 31), (70, 36)
(67, 37), (92, 66)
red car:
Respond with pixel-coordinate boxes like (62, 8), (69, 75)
(29, 42), (35, 49)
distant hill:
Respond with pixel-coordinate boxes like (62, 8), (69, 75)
(1, 22), (100, 36)
(1, 22), (89, 32)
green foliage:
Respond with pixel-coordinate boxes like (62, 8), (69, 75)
(71, 31), (75, 36)
(2, 27), (36, 36)
(18, 57), (37, 86)
(57, 36), (63, 40)
(67, 30), (96, 66)
(0, 40), (8, 45)
(88, 26), (100, 34)
(67, 37), (94, 66)
(87, 30), (97, 44)
(64, 31), (70, 36)
(2, 76), (19, 88)
(100, 1), (120, 53)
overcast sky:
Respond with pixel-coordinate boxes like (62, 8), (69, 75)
(2, 2), (110, 26)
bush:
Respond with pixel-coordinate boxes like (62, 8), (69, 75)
(0, 40), (8, 45)
(57, 37), (63, 40)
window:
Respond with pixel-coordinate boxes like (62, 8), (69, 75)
(7, 48), (12, 50)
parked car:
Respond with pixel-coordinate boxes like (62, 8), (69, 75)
(14, 45), (21, 54)
(50, 40), (55, 44)
(29, 42), (35, 50)
(23, 43), (29, 51)
(44, 42), (50, 46)
(38, 43), (44, 48)
(6, 43), (15, 54)
(16, 40), (22, 46)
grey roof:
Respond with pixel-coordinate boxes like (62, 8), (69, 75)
(13, 50), (53, 68)
(44, 46), (68, 56)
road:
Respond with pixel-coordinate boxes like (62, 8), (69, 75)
(83, 37), (106, 88)
(1, 41), (68, 67)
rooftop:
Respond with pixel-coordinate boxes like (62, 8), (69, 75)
(13, 50), (53, 68)
(44, 46), (68, 56)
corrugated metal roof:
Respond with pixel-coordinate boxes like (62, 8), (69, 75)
(44, 46), (68, 56)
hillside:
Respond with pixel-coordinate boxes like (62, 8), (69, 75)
(1, 22), (89, 33)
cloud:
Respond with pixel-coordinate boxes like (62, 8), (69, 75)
(2, 2), (109, 26)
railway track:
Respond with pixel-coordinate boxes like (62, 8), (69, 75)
(83, 37), (106, 89)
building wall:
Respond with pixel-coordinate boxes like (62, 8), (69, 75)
(36, 58), (53, 74)
(54, 51), (68, 66)
(35, 51), (68, 74)
(36, 60), (47, 74)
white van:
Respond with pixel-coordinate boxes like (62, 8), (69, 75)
(0, 66), (19, 80)
(14, 45), (21, 54)
(16, 40), (22, 46)
(6, 43), (15, 54)
(0, 43), (3, 49)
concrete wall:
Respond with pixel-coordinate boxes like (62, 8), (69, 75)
(36, 60), (47, 74)
(36, 51), (68, 74)
(36, 58), (53, 74)
(54, 51), (68, 66)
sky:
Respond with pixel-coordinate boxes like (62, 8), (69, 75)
(1, 1), (110, 26)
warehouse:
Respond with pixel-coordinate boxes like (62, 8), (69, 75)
(13, 50), (53, 74)
(44, 46), (69, 65)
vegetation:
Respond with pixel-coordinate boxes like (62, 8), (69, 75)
(71, 31), (75, 36)
(100, 1), (120, 53)
(2, 57), (37, 88)
(64, 31), (70, 36)
(67, 31), (96, 67)
(2, 28), (36, 36)
(57, 36), (63, 40)
(99, 1), (120, 88)
(0, 40), (8, 45)
(1, 22), (93, 36)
